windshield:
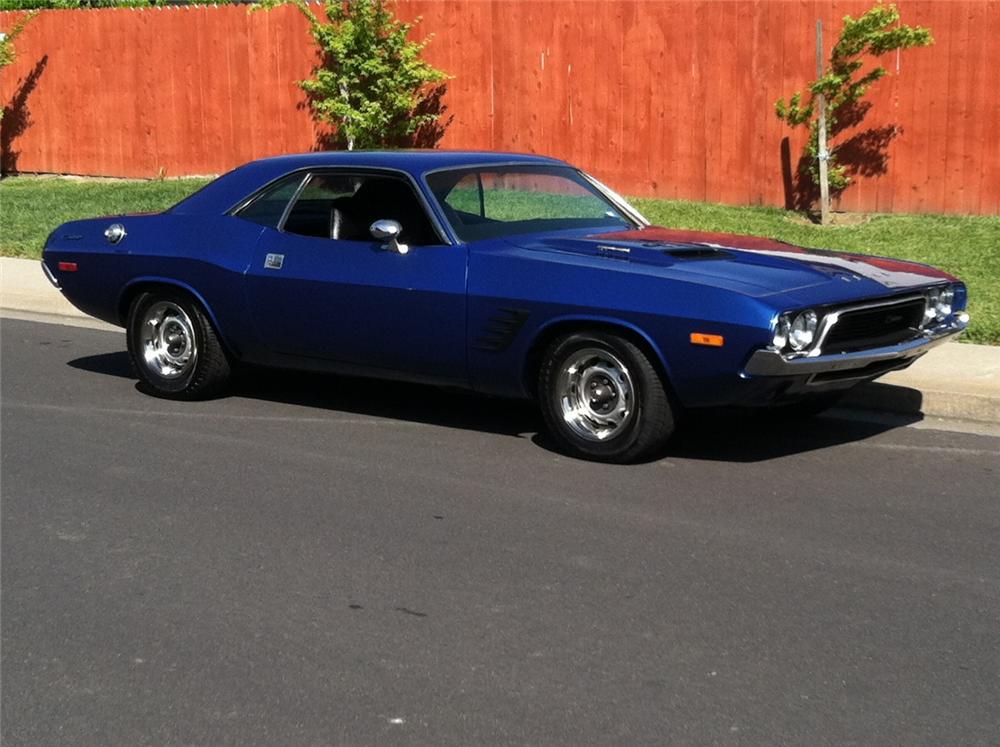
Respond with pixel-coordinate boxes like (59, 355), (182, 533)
(425, 165), (637, 242)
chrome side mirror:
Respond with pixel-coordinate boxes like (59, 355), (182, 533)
(370, 219), (409, 255)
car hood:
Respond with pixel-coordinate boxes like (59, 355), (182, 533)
(507, 226), (955, 301)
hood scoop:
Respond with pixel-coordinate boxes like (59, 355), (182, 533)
(594, 244), (633, 260)
(592, 240), (733, 261)
(654, 242), (732, 260)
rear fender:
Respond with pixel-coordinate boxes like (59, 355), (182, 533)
(119, 277), (240, 358)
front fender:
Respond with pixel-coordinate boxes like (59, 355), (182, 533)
(466, 243), (780, 402)
(524, 313), (677, 394)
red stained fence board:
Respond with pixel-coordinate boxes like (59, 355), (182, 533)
(0, 1), (996, 214)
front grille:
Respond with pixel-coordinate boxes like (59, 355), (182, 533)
(821, 297), (926, 354)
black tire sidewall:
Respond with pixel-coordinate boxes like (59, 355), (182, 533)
(539, 332), (665, 461)
(127, 291), (206, 396)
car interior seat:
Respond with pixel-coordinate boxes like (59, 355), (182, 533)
(328, 196), (361, 240)
(349, 178), (439, 245)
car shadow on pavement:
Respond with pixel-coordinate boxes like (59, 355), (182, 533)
(67, 351), (541, 438)
(68, 351), (132, 378)
(528, 407), (923, 464)
(68, 352), (922, 462)
(658, 407), (923, 463)
(231, 365), (544, 438)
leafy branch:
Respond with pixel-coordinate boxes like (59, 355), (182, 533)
(0, 10), (37, 70)
(0, 10), (38, 126)
(0, 1), (232, 9)
(776, 3), (932, 195)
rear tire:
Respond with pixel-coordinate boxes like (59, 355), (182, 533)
(538, 331), (675, 463)
(126, 290), (231, 400)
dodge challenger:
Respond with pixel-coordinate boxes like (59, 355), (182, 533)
(42, 151), (969, 462)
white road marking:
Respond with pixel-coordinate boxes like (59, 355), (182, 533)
(2, 401), (422, 427)
(863, 442), (1000, 457)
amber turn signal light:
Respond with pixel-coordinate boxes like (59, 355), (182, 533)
(690, 332), (724, 347)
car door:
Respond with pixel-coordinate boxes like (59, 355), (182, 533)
(242, 170), (468, 383)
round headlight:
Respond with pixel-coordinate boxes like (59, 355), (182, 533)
(924, 288), (940, 325)
(937, 286), (954, 320)
(789, 310), (818, 351)
(772, 314), (790, 350)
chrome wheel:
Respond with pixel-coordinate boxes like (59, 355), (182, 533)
(556, 347), (635, 442)
(139, 301), (198, 379)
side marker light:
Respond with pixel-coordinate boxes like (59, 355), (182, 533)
(690, 333), (724, 347)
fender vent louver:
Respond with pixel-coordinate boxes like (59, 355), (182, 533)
(474, 308), (530, 352)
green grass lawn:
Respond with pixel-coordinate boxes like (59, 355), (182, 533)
(2, 175), (997, 344)
(0, 177), (211, 258)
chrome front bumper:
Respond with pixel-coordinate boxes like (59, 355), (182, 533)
(744, 314), (969, 378)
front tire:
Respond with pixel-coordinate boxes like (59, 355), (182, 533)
(126, 290), (231, 400)
(538, 331), (675, 463)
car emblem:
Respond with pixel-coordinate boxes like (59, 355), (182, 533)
(264, 253), (284, 270)
(884, 313), (903, 324)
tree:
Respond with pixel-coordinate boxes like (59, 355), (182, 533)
(776, 3), (932, 222)
(0, 10), (38, 161)
(0, 11), (38, 84)
(255, 0), (448, 150)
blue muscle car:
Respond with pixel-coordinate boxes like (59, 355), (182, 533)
(42, 151), (969, 462)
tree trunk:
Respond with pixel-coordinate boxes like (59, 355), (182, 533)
(815, 20), (830, 225)
(340, 81), (354, 151)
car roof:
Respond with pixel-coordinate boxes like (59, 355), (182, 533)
(169, 150), (569, 215)
(251, 150), (564, 171)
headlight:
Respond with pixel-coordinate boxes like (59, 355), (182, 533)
(771, 314), (790, 350)
(788, 310), (818, 351)
(937, 286), (954, 320)
(924, 285), (955, 325)
(924, 288), (940, 325)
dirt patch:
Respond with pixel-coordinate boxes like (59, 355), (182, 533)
(787, 211), (874, 227)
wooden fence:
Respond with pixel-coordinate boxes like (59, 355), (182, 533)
(1, 1), (997, 214)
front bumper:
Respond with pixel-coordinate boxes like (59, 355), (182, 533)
(743, 313), (969, 380)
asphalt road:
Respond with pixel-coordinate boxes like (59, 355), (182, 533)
(3, 317), (999, 746)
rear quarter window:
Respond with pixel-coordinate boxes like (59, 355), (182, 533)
(233, 174), (305, 229)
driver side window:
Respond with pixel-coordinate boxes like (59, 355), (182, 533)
(282, 172), (440, 246)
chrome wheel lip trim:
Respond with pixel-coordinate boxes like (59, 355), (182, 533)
(139, 301), (198, 380)
(557, 347), (635, 442)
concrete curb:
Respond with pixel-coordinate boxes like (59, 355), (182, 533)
(2, 256), (89, 319)
(841, 382), (1000, 425)
(4, 256), (1000, 424)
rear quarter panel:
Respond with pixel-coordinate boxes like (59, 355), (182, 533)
(44, 214), (264, 356)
